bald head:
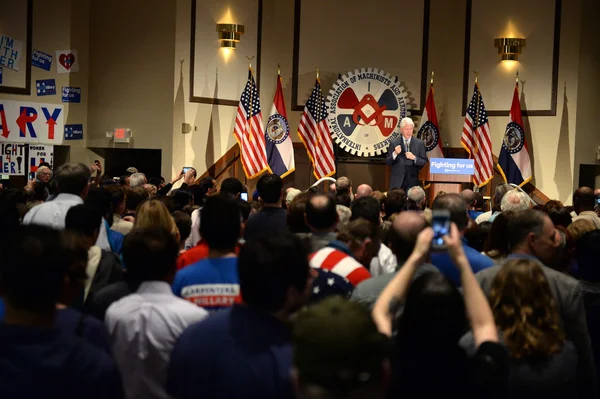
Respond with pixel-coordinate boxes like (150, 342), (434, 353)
(355, 184), (373, 200)
(389, 211), (427, 263)
(305, 194), (338, 232)
(460, 189), (475, 206)
(574, 186), (596, 212)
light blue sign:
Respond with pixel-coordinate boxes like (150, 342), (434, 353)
(429, 158), (475, 175)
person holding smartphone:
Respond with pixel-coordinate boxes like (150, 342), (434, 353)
(372, 223), (507, 398)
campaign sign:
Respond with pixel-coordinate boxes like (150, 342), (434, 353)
(62, 87), (81, 103)
(0, 100), (64, 145)
(36, 79), (56, 96)
(64, 124), (83, 140)
(32, 49), (53, 71)
(0, 35), (23, 71)
(29, 144), (54, 172)
(429, 158), (475, 175)
(0, 143), (27, 175)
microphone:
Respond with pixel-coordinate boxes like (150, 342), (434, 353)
(444, 141), (450, 158)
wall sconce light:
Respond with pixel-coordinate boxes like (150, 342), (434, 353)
(494, 38), (526, 61)
(216, 23), (244, 49)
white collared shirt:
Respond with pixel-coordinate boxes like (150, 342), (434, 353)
(23, 193), (111, 250)
(369, 243), (397, 277)
(105, 281), (208, 399)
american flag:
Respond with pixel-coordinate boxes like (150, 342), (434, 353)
(461, 83), (493, 187)
(297, 79), (335, 179)
(234, 69), (269, 179)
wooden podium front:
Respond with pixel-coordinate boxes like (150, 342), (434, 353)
(419, 160), (473, 203)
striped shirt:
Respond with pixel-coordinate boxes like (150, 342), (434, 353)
(309, 247), (372, 286)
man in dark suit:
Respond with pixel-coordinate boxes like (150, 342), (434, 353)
(475, 210), (597, 398)
(385, 117), (428, 192)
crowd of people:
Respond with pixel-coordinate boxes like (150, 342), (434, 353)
(1, 161), (600, 398)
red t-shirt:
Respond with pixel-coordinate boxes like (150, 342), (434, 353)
(177, 240), (242, 271)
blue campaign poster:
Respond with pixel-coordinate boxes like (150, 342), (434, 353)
(36, 79), (56, 96)
(32, 50), (53, 71)
(61, 86), (81, 103)
(64, 124), (84, 140)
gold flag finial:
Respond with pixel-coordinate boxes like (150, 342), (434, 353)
(473, 71), (479, 84)
(430, 71), (434, 86)
(516, 70), (520, 84)
(246, 56), (255, 72)
(316, 66), (320, 80)
(277, 63), (281, 76)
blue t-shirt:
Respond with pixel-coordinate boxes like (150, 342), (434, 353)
(167, 305), (294, 399)
(0, 324), (123, 398)
(468, 210), (483, 220)
(431, 239), (495, 286)
(172, 257), (240, 311)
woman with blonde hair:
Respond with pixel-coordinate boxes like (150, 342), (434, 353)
(134, 199), (180, 242)
(488, 258), (578, 398)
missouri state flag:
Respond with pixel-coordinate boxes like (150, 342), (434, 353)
(265, 73), (295, 178)
(417, 83), (443, 186)
(497, 82), (532, 187)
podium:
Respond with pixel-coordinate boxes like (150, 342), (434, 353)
(419, 158), (474, 201)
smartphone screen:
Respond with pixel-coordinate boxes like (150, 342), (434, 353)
(240, 193), (248, 201)
(431, 210), (451, 250)
(29, 172), (35, 180)
(182, 167), (191, 174)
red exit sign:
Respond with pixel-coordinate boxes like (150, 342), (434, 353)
(114, 128), (126, 139)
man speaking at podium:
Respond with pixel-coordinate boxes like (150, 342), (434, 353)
(385, 117), (428, 192)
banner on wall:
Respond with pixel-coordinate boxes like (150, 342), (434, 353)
(29, 144), (54, 172)
(32, 49), (53, 71)
(0, 35), (23, 71)
(61, 86), (81, 103)
(56, 50), (79, 74)
(0, 142), (27, 175)
(0, 100), (64, 145)
(36, 79), (56, 96)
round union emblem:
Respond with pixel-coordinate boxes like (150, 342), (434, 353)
(326, 68), (410, 157)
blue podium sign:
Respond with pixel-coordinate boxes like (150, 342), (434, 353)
(430, 158), (474, 175)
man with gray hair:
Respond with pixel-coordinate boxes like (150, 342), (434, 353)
(488, 189), (531, 223)
(23, 162), (111, 250)
(475, 183), (512, 223)
(407, 186), (426, 210)
(335, 176), (352, 197)
(129, 172), (147, 189)
(385, 117), (428, 192)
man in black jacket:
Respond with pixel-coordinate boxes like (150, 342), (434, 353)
(385, 117), (428, 192)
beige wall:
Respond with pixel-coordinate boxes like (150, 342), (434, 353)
(0, 0), (95, 166)
(87, 0), (177, 176)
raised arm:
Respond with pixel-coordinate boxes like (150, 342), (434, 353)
(445, 223), (497, 346)
(372, 228), (433, 336)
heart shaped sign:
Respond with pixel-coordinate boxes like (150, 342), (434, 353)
(56, 50), (79, 73)
(59, 53), (75, 70)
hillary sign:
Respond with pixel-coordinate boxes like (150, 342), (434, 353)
(0, 100), (64, 145)
(429, 158), (475, 175)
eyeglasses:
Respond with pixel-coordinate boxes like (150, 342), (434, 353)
(39, 172), (52, 176)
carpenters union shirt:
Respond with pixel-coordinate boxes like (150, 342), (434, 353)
(172, 257), (242, 311)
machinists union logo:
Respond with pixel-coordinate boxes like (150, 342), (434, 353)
(326, 68), (409, 157)
(265, 114), (290, 145)
(417, 121), (439, 152)
(503, 122), (525, 154)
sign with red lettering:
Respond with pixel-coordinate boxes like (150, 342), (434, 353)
(0, 100), (64, 144)
(0, 142), (26, 175)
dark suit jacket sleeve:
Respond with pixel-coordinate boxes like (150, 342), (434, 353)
(386, 141), (399, 166)
(413, 139), (428, 169)
(561, 281), (598, 398)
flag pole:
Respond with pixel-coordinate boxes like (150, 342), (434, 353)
(430, 71), (434, 87)
(246, 56), (255, 143)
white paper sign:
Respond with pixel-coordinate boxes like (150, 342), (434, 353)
(28, 144), (54, 172)
(0, 142), (27, 175)
(0, 34), (23, 71)
(56, 49), (79, 74)
(0, 100), (64, 144)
